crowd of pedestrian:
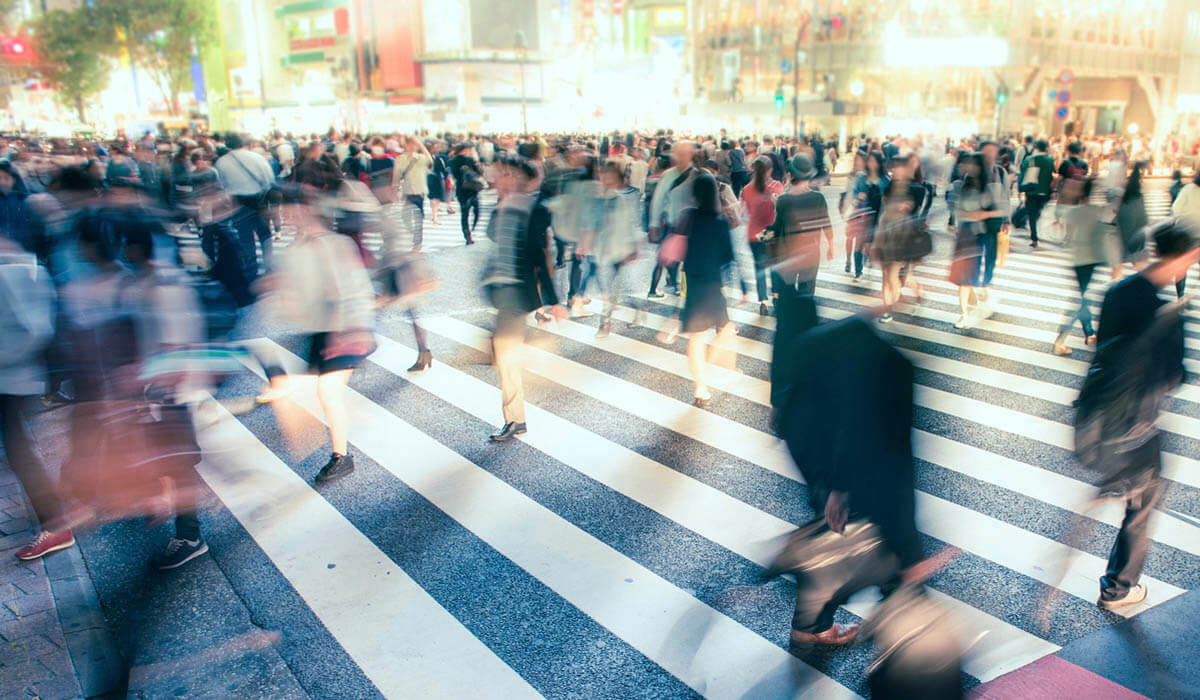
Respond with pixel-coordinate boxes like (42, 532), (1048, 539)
(0, 122), (1189, 696)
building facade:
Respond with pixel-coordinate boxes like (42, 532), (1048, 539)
(690, 0), (1187, 140)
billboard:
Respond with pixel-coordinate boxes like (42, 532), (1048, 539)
(469, 0), (539, 50)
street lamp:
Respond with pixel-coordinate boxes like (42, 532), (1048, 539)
(514, 30), (528, 136)
(849, 79), (864, 98)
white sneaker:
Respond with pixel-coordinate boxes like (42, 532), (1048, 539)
(255, 383), (291, 404)
(954, 314), (972, 330)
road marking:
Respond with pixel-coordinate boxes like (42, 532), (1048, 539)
(194, 400), (542, 700)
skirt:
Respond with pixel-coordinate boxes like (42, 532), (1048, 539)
(306, 332), (370, 374)
(680, 281), (729, 334)
(948, 224), (983, 287)
(426, 172), (445, 200)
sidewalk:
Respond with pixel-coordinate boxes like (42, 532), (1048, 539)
(0, 454), (123, 699)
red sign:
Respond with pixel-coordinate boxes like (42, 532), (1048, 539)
(611, 0), (622, 14)
(1058, 69), (1073, 84)
(289, 36), (336, 51)
(582, 0), (594, 18)
(334, 7), (350, 36)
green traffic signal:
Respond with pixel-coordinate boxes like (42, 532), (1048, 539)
(774, 89), (784, 109)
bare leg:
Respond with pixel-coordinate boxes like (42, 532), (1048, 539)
(686, 333), (709, 400)
(316, 370), (353, 455)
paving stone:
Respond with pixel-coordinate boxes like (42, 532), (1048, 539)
(0, 518), (32, 536)
(0, 583), (24, 602)
(4, 592), (54, 618)
(64, 627), (124, 698)
(9, 633), (62, 659)
(12, 575), (50, 598)
(0, 532), (31, 552)
(0, 609), (54, 641)
(0, 655), (52, 687)
(28, 669), (83, 700)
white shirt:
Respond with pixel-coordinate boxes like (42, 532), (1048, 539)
(214, 148), (275, 196)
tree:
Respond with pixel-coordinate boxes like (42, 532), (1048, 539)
(29, 9), (111, 123)
(97, 0), (216, 116)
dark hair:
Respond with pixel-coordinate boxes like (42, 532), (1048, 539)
(1122, 163), (1145, 203)
(962, 152), (988, 193)
(1067, 141), (1083, 155)
(225, 132), (244, 150)
(750, 155), (769, 193)
(516, 141), (541, 159)
(501, 154), (538, 180)
(1172, 169), (1183, 182)
(699, 159), (720, 174)
(77, 214), (119, 263)
(979, 140), (997, 150)
(1155, 220), (1199, 259)
(692, 173), (718, 214)
(1034, 139), (1049, 152)
(866, 151), (885, 176)
(53, 165), (99, 192)
(1024, 135), (1033, 143)
(654, 154), (671, 172)
(122, 220), (155, 262)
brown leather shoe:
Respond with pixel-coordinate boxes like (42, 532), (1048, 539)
(790, 623), (860, 646)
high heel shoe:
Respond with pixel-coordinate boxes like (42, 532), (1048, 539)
(407, 350), (433, 372)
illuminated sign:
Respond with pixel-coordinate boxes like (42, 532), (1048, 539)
(654, 7), (685, 27)
(882, 23), (1008, 68)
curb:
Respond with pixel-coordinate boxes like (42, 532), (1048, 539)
(41, 546), (126, 698)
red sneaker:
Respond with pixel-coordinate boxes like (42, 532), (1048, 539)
(15, 529), (75, 561)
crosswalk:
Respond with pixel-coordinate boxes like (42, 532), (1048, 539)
(186, 199), (1200, 698)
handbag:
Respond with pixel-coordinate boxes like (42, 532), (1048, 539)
(860, 585), (964, 698)
(900, 219), (932, 261)
(657, 232), (687, 266)
(1011, 204), (1029, 229)
(996, 227), (1010, 267)
(460, 166), (486, 194)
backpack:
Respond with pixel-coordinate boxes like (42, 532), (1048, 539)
(1074, 299), (1184, 486)
(1058, 159), (1088, 204)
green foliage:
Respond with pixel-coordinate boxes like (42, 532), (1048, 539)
(96, 0), (217, 115)
(29, 8), (111, 122)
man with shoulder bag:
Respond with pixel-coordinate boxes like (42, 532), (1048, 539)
(1019, 139), (1055, 248)
(393, 137), (433, 252)
(213, 132), (277, 272)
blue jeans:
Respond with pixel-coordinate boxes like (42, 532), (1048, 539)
(977, 231), (998, 287)
(1057, 263), (1097, 340)
(750, 240), (771, 302)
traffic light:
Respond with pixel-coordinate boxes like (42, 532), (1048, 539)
(774, 86), (784, 110)
(997, 87), (1008, 105)
(1, 36), (32, 61)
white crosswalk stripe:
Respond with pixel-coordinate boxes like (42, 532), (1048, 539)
(184, 185), (1198, 698)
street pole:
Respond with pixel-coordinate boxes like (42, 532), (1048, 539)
(515, 31), (528, 136)
(792, 28), (800, 139)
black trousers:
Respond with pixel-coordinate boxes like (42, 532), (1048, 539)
(457, 192), (480, 240)
(770, 276), (818, 412)
(1099, 437), (1165, 601)
(0, 394), (62, 527)
(1026, 193), (1050, 245)
(731, 171), (751, 199)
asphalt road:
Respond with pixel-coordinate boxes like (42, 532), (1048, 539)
(69, 177), (1199, 699)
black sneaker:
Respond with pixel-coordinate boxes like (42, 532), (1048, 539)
(1098, 584), (1147, 610)
(152, 537), (208, 570)
(315, 453), (355, 483)
(489, 422), (527, 442)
